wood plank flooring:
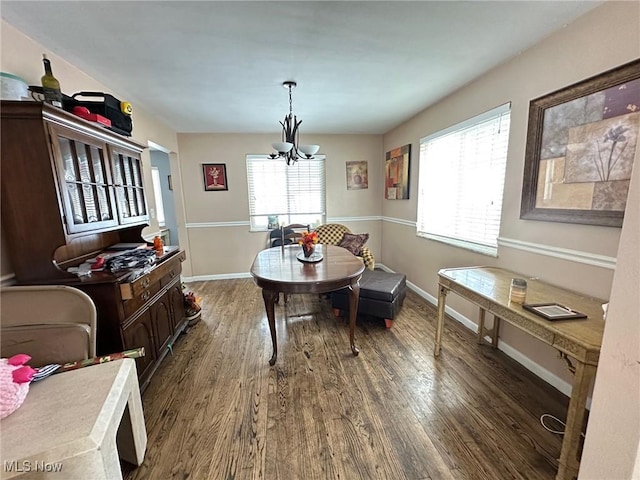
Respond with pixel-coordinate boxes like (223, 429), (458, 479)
(124, 278), (570, 480)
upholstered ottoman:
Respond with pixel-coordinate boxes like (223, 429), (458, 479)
(331, 269), (407, 328)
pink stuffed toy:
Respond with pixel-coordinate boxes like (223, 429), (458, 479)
(0, 354), (36, 419)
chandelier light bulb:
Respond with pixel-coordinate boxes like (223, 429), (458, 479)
(272, 142), (293, 153)
(298, 144), (320, 158)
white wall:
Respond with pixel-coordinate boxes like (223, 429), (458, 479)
(579, 146), (640, 478)
(175, 133), (382, 277)
(380, 1), (639, 395)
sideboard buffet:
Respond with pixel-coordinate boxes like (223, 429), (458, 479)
(0, 101), (186, 390)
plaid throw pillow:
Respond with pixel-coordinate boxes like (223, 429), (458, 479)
(338, 232), (369, 256)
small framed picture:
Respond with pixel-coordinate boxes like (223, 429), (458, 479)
(523, 303), (587, 321)
(202, 163), (228, 191)
(346, 161), (368, 190)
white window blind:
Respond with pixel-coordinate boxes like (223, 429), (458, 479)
(416, 103), (511, 256)
(246, 155), (326, 230)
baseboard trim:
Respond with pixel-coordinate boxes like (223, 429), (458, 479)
(185, 264), (583, 404)
(380, 263), (577, 402)
(183, 272), (252, 282)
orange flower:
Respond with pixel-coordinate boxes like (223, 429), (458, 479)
(299, 231), (318, 249)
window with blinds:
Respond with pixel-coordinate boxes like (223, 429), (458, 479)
(416, 103), (511, 256)
(246, 155), (326, 230)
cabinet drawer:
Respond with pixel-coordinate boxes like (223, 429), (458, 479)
(119, 252), (185, 300)
(120, 271), (156, 300)
(122, 279), (162, 318)
(147, 252), (183, 288)
(158, 260), (182, 287)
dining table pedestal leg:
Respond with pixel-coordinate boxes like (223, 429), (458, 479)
(262, 289), (279, 365)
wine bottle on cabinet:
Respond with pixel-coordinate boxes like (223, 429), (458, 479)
(41, 54), (62, 108)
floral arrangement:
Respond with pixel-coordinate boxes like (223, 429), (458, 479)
(299, 230), (318, 253)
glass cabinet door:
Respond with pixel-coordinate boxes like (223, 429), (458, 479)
(110, 146), (149, 225)
(51, 127), (119, 234)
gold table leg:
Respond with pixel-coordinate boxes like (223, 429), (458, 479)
(477, 308), (486, 344)
(478, 309), (501, 348)
(434, 285), (448, 357)
(492, 317), (501, 348)
(556, 361), (597, 480)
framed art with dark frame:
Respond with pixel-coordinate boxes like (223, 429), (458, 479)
(202, 163), (228, 191)
(520, 59), (640, 227)
(385, 144), (411, 200)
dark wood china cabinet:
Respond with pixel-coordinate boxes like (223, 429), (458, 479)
(1, 101), (186, 390)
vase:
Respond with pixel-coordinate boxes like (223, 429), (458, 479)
(302, 244), (315, 258)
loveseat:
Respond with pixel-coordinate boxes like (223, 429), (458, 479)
(314, 224), (375, 270)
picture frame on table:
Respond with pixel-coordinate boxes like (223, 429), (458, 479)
(520, 59), (640, 227)
(523, 303), (587, 321)
(202, 163), (228, 191)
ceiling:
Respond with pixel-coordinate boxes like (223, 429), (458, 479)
(2, 1), (602, 135)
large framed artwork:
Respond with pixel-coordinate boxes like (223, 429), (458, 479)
(346, 161), (368, 190)
(202, 163), (228, 191)
(520, 59), (640, 227)
(385, 144), (410, 200)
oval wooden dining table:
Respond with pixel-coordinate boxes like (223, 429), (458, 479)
(250, 244), (365, 365)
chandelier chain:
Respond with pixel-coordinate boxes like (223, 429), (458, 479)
(289, 85), (293, 117)
(270, 81), (319, 165)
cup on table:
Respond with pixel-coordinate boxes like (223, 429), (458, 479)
(509, 278), (527, 304)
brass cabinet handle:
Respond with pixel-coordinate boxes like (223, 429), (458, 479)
(141, 290), (150, 301)
(142, 278), (150, 288)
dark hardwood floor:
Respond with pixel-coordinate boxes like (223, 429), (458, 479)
(124, 278), (569, 480)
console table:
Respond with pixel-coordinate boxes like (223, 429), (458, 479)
(1, 359), (146, 479)
(433, 266), (605, 480)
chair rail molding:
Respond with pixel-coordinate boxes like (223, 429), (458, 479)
(187, 217), (383, 230)
(186, 221), (250, 228)
(497, 237), (616, 270)
(381, 216), (416, 227)
(327, 216), (382, 223)
(378, 216), (616, 269)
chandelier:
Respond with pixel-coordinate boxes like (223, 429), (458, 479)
(270, 81), (319, 165)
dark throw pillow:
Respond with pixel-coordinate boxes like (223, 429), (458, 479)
(338, 232), (369, 256)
